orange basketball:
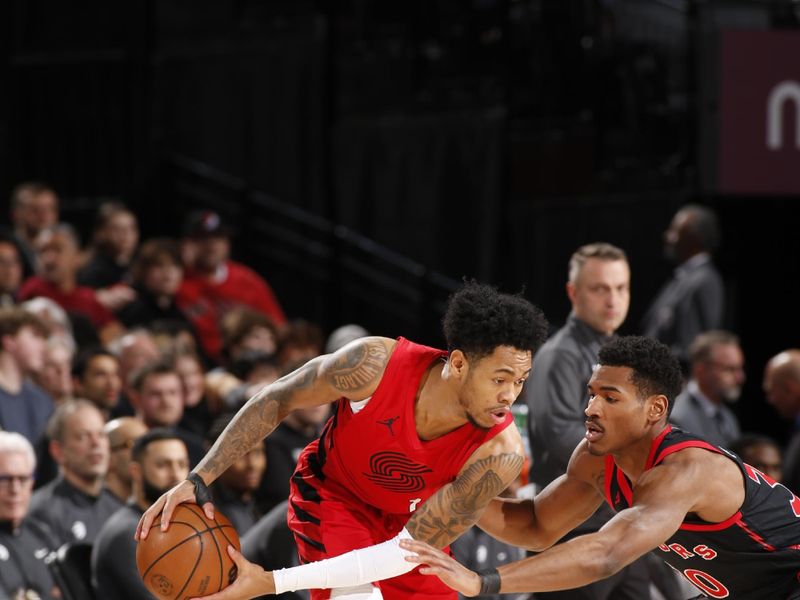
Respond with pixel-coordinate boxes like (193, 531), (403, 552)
(136, 503), (240, 599)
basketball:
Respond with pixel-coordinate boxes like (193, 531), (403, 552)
(136, 503), (241, 599)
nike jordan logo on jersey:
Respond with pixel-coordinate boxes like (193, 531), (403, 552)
(377, 416), (400, 436)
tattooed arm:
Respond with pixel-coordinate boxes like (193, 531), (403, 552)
(476, 440), (606, 551)
(404, 424), (526, 548)
(136, 336), (394, 540)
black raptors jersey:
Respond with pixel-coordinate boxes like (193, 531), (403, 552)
(605, 426), (800, 599)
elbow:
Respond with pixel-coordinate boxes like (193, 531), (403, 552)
(582, 538), (627, 581)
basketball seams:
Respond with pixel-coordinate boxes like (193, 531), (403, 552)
(141, 521), (202, 579)
(138, 505), (241, 598)
(173, 533), (204, 600)
(185, 504), (225, 592)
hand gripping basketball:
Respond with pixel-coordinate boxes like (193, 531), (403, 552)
(186, 545), (277, 600)
(136, 475), (215, 541)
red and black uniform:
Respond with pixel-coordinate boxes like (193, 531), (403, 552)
(606, 426), (800, 599)
(288, 337), (513, 600)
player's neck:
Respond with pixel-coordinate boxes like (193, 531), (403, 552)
(612, 423), (668, 483)
(414, 360), (465, 440)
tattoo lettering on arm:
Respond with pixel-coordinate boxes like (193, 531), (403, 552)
(406, 452), (524, 548)
(199, 361), (319, 481)
(327, 340), (388, 393)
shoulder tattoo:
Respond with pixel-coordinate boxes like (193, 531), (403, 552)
(327, 340), (388, 392)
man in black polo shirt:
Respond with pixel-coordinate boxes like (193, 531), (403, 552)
(91, 428), (189, 599)
(0, 431), (60, 599)
(28, 399), (122, 546)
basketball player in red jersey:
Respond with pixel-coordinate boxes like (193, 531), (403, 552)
(402, 336), (800, 600)
(137, 281), (549, 599)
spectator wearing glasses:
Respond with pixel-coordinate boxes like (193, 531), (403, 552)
(0, 431), (61, 600)
(670, 330), (744, 448)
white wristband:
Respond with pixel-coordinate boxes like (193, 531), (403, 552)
(272, 528), (417, 593)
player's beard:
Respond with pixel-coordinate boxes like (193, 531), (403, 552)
(143, 476), (176, 505)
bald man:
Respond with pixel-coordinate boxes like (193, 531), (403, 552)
(104, 417), (148, 503)
(764, 350), (800, 492)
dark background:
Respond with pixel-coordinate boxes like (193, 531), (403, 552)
(3, 0), (800, 442)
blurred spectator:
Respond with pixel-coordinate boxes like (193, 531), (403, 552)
(79, 201), (139, 289)
(149, 317), (201, 358)
(107, 327), (161, 418)
(9, 181), (59, 275)
(18, 224), (123, 344)
(324, 323), (369, 354)
(670, 330), (743, 447)
(18, 296), (76, 353)
(764, 350), (800, 493)
(521, 242), (651, 600)
(640, 204), (725, 370)
(0, 431), (61, 600)
(257, 361), (330, 514)
(72, 347), (123, 419)
(116, 237), (192, 332)
(206, 411), (267, 535)
(34, 336), (75, 406)
(128, 361), (205, 467)
(0, 229), (24, 307)
(229, 349), (282, 387)
(29, 400), (122, 546)
(0, 307), (53, 447)
(103, 417), (148, 504)
(171, 348), (214, 438)
(277, 319), (324, 367)
(451, 526), (527, 600)
(241, 499), (307, 600)
(729, 433), (783, 483)
(92, 429), (189, 600)
(177, 210), (286, 363)
(221, 306), (279, 366)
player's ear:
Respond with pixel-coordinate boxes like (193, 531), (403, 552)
(647, 395), (668, 422)
(450, 349), (468, 378)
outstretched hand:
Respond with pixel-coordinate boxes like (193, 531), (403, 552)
(400, 539), (481, 597)
(189, 545), (275, 600)
(135, 479), (214, 540)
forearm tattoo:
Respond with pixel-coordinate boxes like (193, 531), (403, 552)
(406, 452), (524, 547)
(327, 341), (388, 392)
(198, 361), (318, 480)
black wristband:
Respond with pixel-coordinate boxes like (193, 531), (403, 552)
(476, 568), (501, 596)
(187, 472), (213, 506)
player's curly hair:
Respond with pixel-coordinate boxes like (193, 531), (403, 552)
(598, 336), (684, 416)
(442, 280), (548, 361)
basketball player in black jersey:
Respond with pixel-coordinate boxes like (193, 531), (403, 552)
(402, 336), (800, 600)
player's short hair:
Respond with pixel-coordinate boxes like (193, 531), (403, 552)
(568, 242), (628, 284)
(442, 280), (548, 361)
(597, 336), (684, 416)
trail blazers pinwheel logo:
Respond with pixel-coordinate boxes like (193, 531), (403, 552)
(364, 451), (432, 492)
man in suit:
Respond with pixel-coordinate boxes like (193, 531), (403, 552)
(763, 349), (800, 493)
(640, 204), (725, 370)
(670, 330), (744, 447)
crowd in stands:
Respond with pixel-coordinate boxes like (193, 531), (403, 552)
(0, 182), (795, 600)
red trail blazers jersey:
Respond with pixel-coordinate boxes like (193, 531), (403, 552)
(606, 425), (800, 599)
(288, 337), (513, 599)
